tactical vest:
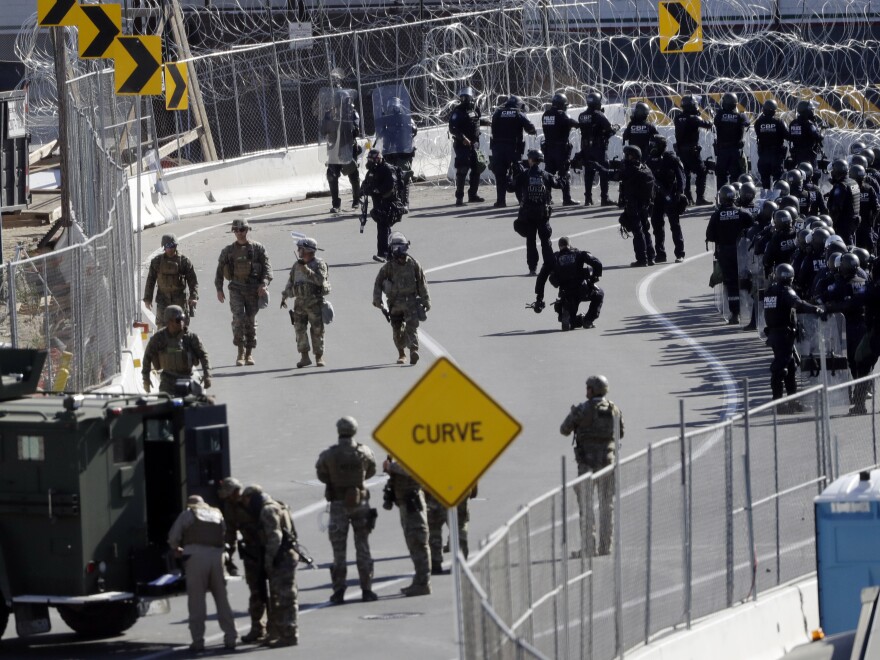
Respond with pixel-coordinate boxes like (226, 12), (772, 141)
(556, 249), (581, 284)
(526, 170), (549, 205)
(293, 262), (323, 298)
(575, 398), (618, 446)
(157, 333), (192, 375)
(158, 256), (184, 292)
(225, 243), (262, 284)
(387, 259), (419, 298)
(326, 444), (368, 490)
(183, 506), (225, 547)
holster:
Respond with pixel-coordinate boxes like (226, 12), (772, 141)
(405, 490), (423, 513)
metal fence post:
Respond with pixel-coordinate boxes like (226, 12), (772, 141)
(680, 400), (692, 628)
(773, 403), (781, 585)
(8, 262), (17, 348)
(873, 378), (877, 465)
(725, 424), (734, 607)
(560, 456), (570, 659)
(613, 413), (624, 657)
(353, 33), (366, 138)
(819, 320), (834, 479)
(450, 506), (465, 660)
(743, 379), (757, 601)
(644, 444), (653, 645)
(232, 58), (244, 157)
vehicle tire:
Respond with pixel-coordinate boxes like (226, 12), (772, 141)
(0, 593), (9, 639)
(57, 600), (139, 637)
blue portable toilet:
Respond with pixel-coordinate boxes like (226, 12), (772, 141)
(815, 469), (880, 635)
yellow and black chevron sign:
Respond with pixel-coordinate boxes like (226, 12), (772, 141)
(164, 63), (189, 111)
(75, 3), (121, 60)
(114, 35), (162, 96)
(37, 0), (79, 27)
(658, 0), (703, 54)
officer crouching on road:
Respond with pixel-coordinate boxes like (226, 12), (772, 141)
(141, 305), (211, 395)
(509, 149), (563, 275)
(533, 236), (604, 331)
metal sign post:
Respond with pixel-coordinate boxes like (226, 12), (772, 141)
(136, 97), (143, 322)
(449, 505), (465, 658)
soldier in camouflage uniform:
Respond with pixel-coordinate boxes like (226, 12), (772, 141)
(242, 485), (299, 648)
(281, 237), (330, 368)
(383, 457), (431, 596)
(143, 233), (198, 328)
(425, 489), (474, 575)
(315, 416), (378, 604)
(214, 218), (272, 366)
(217, 477), (269, 644)
(560, 375), (624, 557)
(372, 232), (430, 365)
(141, 306), (211, 395)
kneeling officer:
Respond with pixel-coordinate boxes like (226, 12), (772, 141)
(142, 305), (211, 394)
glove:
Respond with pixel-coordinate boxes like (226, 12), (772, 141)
(203, 375), (212, 389)
(280, 298), (288, 309)
(818, 308), (828, 322)
(143, 380), (152, 393)
(225, 556), (240, 577)
(188, 299), (197, 310)
(619, 225), (631, 239)
(533, 300), (544, 313)
(373, 301), (382, 308)
(144, 300), (152, 310)
(423, 301), (431, 312)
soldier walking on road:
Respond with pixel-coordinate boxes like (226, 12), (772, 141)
(316, 416), (379, 604)
(241, 485), (300, 648)
(560, 375), (624, 558)
(384, 457), (431, 596)
(373, 232), (430, 365)
(143, 234), (198, 328)
(167, 495), (237, 652)
(281, 237), (330, 368)
(215, 219), (272, 366)
(141, 306), (210, 395)
(217, 477), (269, 644)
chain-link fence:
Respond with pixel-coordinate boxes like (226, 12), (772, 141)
(461, 379), (880, 659)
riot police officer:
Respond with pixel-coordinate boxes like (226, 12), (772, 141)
(646, 135), (686, 263)
(786, 168), (827, 217)
(375, 97), (417, 209)
(622, 102), (658, 162)
(827, 159), (861, 246)
(850, 164), (879, 250)
(713, 92), (750, 186)
(541, 93), (578, 206)
(321, 90), (361, 213)
(672, 94), (712, 205)
(788, 100), (824, 170)
(448, 86), (489, 206)
(361, 149), (404, 263)
(763, 209), (799, 277)
(490, 95), (537, 207)
(706, 184), (754, 324)
(754, 100), (790, 190)
(764, 263), (823, 412)
(824, 253), (869, 396)
(576, 92), (616, 206)
(508, 149), (562, 275)
(534, 236), (604, 330)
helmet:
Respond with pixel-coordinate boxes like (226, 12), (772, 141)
(828, 253), (842, 272)
(721, 92), (738, 111)
(850, 246), (871, 270)
(839, 252), (860, 279)
(218, 477), (243, 499)
(830, 159), (849, 181)
(458, 86), (475, 102)
(784, 169), (804, 190)
(773, 209), (793, 229)
(825, 234), (847, 256)
(796, 228), (811, 250)
(558, 236), (571, 249)
(862, 148), (876, 166)
(775, 263), (795, 285)
(161, 233), (178, 248)
(649, 135), (667, 156)
(798, 162), (814, 180)
(622, 145), (642, 163)
(850, 141), (866, 155)
(717, 184), (737, 206)
(389, 231), (410, 257)
(164, 305), (185, 322)
(385, 97), (403, 114)
(586, 92), (602, 110)
(631, 102), (650, 122)
(810, 227), (831, 252)
(505, 94), (521, 109)
(296, 237), (318, 253)
(762, 99), (778, 116)
(366, 148), (382, 169)
(731, 181), (743, 192)
(242, 484), (264, 498)
(527, 149), (544, 163)
(850, 154), (869, 169)
(231, 218), (250, 232)
(737, 173), (755, 185)
(758, 200), (778, 224)
(551, 93), (568, 110)
(336, 416), (358, 437)
(739, 182), (757, 205)
(796, 99), (816, 119)
(818, 214), (833, 226)
(779, 195), (800, 212)
(849, 164), (866, 181)
(806, 216), (823, 229)
(680, 94), (699, 113)
(586, 375), (609, 396)
(771, 179), (791, 198)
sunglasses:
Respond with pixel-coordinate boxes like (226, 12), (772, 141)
(168, 316), (184, 323)
(233, 228), (249, 233)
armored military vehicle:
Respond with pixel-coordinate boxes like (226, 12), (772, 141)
(0, 349), (230, 639)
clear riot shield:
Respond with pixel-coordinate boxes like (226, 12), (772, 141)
(750, 247), (767, 339)
(319, 87), (358, 166)
(372, 84), (414, 156)
(737, 237), (753, 327)
(714, 282), (728, 319)
(797, 312), (850, 407)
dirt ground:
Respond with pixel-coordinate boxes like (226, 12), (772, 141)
(0, 219), (56, 263)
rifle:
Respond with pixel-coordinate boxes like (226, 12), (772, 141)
(359, 195), (369, 234)
(294, 542), (315, 567)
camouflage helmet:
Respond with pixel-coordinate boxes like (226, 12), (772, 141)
(218, 477), (244, 499)
(336, 416), (358, 437)
(631, 102), (650, 122)
(231, 218), (250, 232)
(586, 375), (609, 396)
(297, 237), (318, 253)
(389, 231), (410, 256)
(161, 234), (178, 248)
(242, 484), (264, 498)
(164, 305), (185, 322)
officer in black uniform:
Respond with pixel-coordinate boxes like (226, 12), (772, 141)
(823, 252), (869, 407)
(851, 164), (879, 250)
(763, 209), (799, 277)
(827, 158), (862, 246)
(706, 184), (754, 324)
(754, 100), (790, 190)
(713, 92), (750, 187)
(533, 236), (604, 331)
(491, 95), (537, 207)
(321, 93), (362, 213)
(361, 149), (403, 263)
(541, 93), (578, 207)
(645, 135), (686, 263)
(786, 168), (827, 217)
(672, 94), (712, 205)
(448, 87), (489, 206)
(622, 102), (658, 164)
(788, 100), (824, 170)
(376, 97), (418, 210)
(508, 149), (562, 275)
(763, 263), (824, 412)
(576, 92), (616, 206)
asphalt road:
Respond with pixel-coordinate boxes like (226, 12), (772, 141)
(2, 176), (781, 658)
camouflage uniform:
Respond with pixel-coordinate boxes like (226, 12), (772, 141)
(425, 491), (471, 573)
(372, 254), (430, 363)
(315, 427), (377, 601)
(143, 251), (198, 328)
(221, 498), (267, 641)
(560, 395), (624, 556)
(253, 492), (299, 647)
(386, 460), (431, 595)
(141, 325), (210, 394)
(214, 239), (271, 352)
(281, 257), (330, 359)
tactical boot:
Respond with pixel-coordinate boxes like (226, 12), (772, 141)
(401, 582), (431, 597)
(245, 348), (255, 366)
(695, 196), (711, 206)
(329, 589), (346, 605)
(727, 314), (740, 325)
(572, 314), (584, 329)
(584, 195), (594, 207)
(455, 197), (465, 207)
(600, 197), (615, 206)
(431, 562), (445, 576)
(315, 352), (325, 367)
(468, 193), (485, 203)
(241, 625), (267, 644)
(410, 350), (420, 365)
(361, 589), (378, 602)
(235, 346), (245, 367)
(562, 197), (578, 207)
(297, 351), (312, 368)
(396, 349), (406, 365)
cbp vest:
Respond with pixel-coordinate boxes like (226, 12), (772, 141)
(555, 249), (581, 284)
(157, 332), (193, 375)
(526, 170), (549, 204)
(183, 506), (225, 547)
(158, 255), (184, 292)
